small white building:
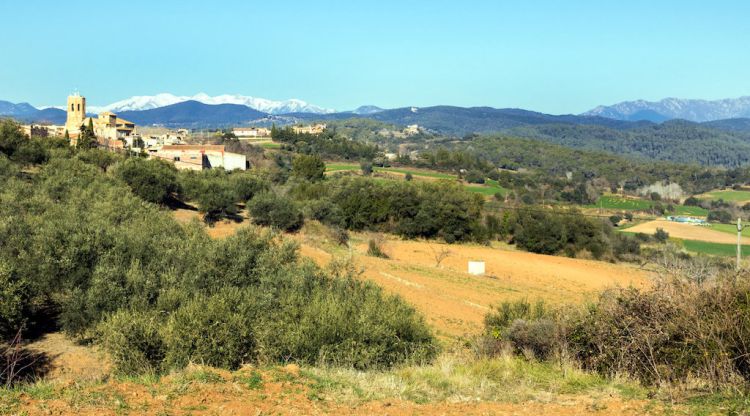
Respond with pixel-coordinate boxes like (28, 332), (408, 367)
(151, 145), (247, 171)
(233, 127), (271, 138)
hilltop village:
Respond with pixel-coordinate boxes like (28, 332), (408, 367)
(19, 94), (330, 172)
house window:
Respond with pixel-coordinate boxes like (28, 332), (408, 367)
(77, 104), (81, 111)
(71, 104), (74, 111)
(174, 156), (180, 162)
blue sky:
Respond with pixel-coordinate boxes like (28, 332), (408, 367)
(2, 0), (749, 113)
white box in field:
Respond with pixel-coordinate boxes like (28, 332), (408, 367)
(468, 261), (485, 276)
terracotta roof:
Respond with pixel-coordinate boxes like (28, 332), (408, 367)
(161, 145), (225, 152)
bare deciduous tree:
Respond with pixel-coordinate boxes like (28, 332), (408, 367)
(429, 245), (452, 268)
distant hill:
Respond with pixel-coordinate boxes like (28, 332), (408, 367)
(0, 100), (66, 124)
(702, 118), (750, 133)
(288, 105), (650, 135)
(118, 101), (269, 128)
(91, 93), (334, 115)
(352, 105), (384, 115)
(584, 96), (750, 122)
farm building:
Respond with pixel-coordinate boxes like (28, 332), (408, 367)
(150, 145), (247, 171)
(666, 216), (708, 225)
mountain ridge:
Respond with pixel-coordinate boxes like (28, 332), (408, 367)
(584, 96), (750, 122)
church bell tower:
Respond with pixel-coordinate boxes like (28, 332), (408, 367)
(65, 93), (86, 137)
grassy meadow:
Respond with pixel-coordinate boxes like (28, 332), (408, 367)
(588, 195), (708, 216)
(325, 162), (508, 196)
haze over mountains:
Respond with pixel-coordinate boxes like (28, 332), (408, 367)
(4, 94), (750, 135)
(583, 96), (750, 122)
(84, 93), (335, 115)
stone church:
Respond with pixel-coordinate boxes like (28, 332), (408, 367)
(65, 93), (136, 147)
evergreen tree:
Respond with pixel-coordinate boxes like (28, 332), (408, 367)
(78, 119), (97, 149)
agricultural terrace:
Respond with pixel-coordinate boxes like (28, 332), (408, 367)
(325, 162), (508, 197)
(588, 194), (708, 216)
(698, 189), (750, 203)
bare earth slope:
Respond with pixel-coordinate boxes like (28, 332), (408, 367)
(627, 219), (750, 244)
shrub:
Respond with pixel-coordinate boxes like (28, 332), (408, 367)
(514, 210), (566, 255)
(612, 233), (641, 259)
(97, 310), (166, 375)
(483, 300), (564, 360)
(360, 161), (373, 176)
(248, 192), (304, 232)
(568, 277), (750, 386)
(708, 210), (733, 224)
(505, 318), (559, 359)
(255, 273), (437, 369)
(291, 154), (325, 182)
(303, 198), (345, 227)
(180, 171), (239, 220)
(609, 215), (622, 226)
(115, 157), (179, 205)
(367, 236), (389, 258)
(653, 228), (669, 243)
(0, 259), (26, 338)
(464, 170), (485, 184)
(230, 172), (268, 202)
(163, 289), (256, 370)
(328, 226), (349, 246)
(485, 299), (548, 329)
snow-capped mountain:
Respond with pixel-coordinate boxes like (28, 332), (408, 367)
(583, 96), (750, 122)
(88, 93), (335, 115)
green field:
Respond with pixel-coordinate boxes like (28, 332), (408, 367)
(325, 163), (508, 196)
(682, 239), (750, 257)
(700, 189), (750, 203)
(325, 162), (361, 172)
(258, 142), (281, 149)
(708, 223), (750, 237)
(588, 195), (708, 216)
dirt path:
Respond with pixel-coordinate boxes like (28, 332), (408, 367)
(626, 219), (750, 244)
(24, 333), (111, 383)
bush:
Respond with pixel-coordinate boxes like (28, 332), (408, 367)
(568, 277), (750, 386)
(360, 161), (373, 176)
(0, 152), (438, 376)
(505, 318), (559, 359)
(367, 236), (389, 258)
(464, 170), (485, 184)
(97, 310), (166, 375)
(115, 157), (179, 205)
(484, 277), (750, 387)
(483, 300), (563, 360)
(708, 210), (733, 224)
(303, 198), (345, 227)
(255, 273), (437, 369)
(230, 172), (268, 202)
(248, 192), (304, 232)
(653, 228), (669, 243)
(612, 233), (641, 259)
(328, 226), (349, 246)
(163, 289), (256, 370)
(180, 170), (239, 220)
(291, 154), (325, 182)
(514, 210), (566, 255)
